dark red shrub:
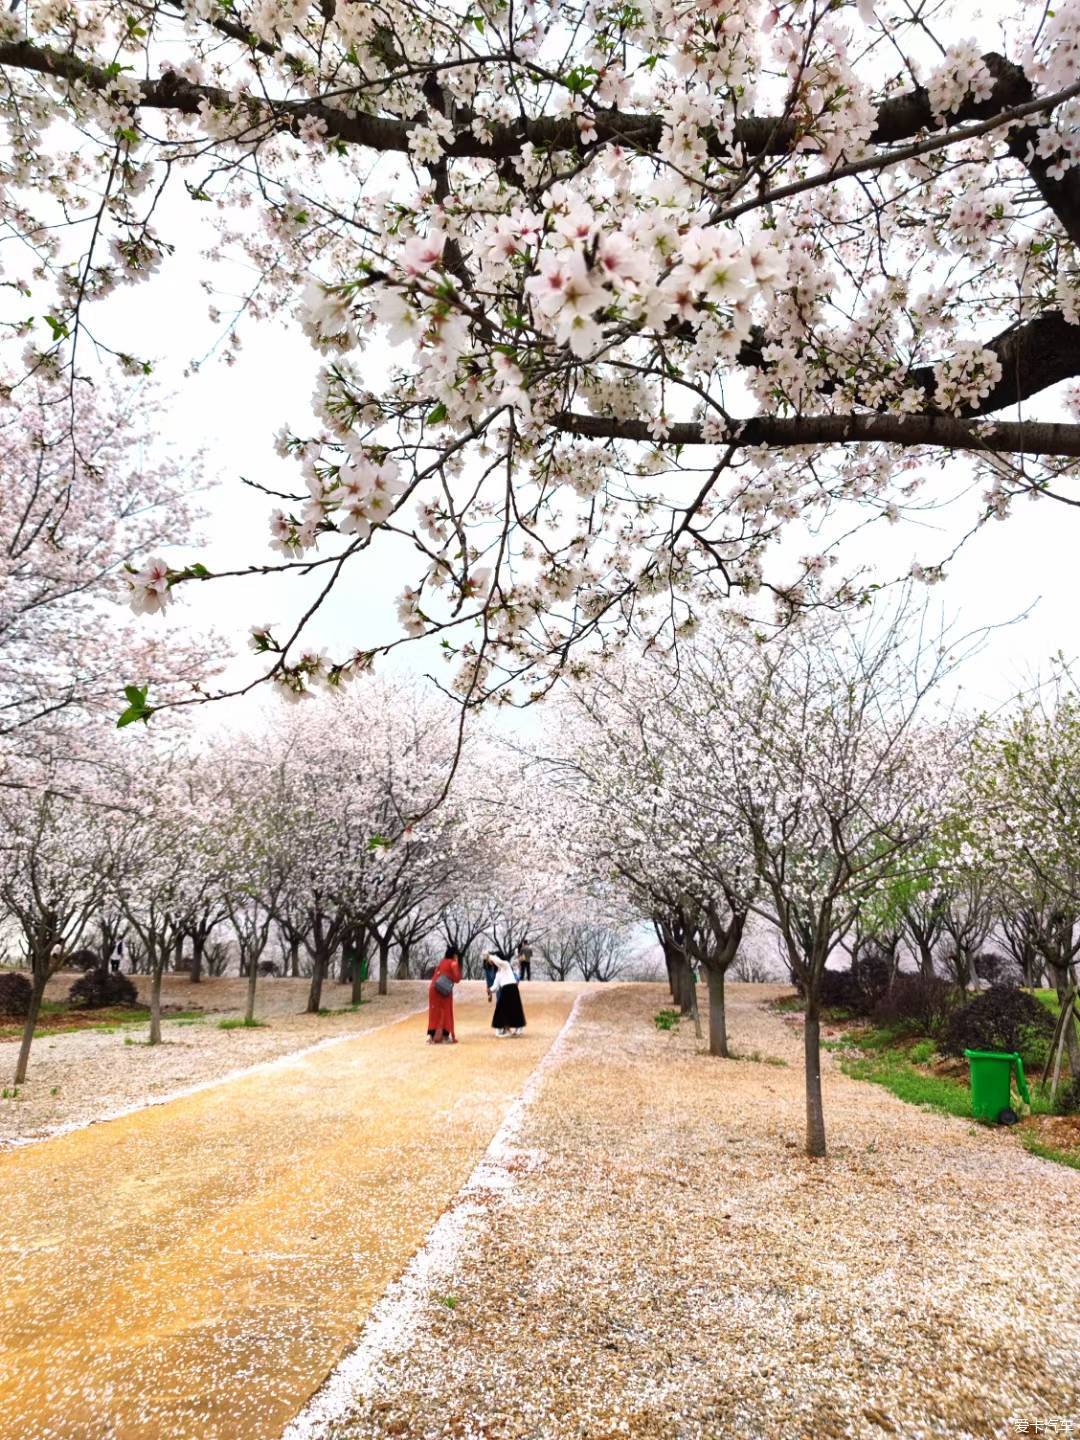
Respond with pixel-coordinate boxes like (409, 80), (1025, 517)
(941, 985), (1054, 1059)
(0, 972), (33, 1018)
(68, 968), (138, 1009)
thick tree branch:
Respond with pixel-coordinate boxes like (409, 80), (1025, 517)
(0, 38), (1073, 174)
(733, 310), (1080, 417)
(554, 411), (1080, 458)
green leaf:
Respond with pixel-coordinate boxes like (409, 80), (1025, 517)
(117, 684), (153, 728)
(43, 315), (69, 342)
(427, 402), (448, 424)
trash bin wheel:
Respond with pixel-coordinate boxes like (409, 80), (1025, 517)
(997, 1107), (1019, 1126)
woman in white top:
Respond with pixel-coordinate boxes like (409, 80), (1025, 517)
(489, 955), (526, 1037)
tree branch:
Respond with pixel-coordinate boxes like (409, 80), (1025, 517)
(1, 38), (1074, 176)
(553, 411), (1080, 458)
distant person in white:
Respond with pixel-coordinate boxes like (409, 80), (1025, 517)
(489, 955), (526, 1037)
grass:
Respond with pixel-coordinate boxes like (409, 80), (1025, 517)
(654, 1008), (680, 1031)
(1032, 988), (1061, 1015)
(839, 1048), (974, 1119)
(437, 1295), (460, 1310)
(317, 1002), (370, 1016)
(218, 1016), (268, 1030)
(1, 1086), (20, 1100)
(1, 1003), (208, 1041)
(731, 1047), (789, 1067)
(838, 1022), (1063, 1129)
(1022, 1135), (1080, 1170)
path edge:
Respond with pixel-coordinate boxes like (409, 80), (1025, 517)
(0, 1005), (426, 1153)
(281, 990), (590, 1440)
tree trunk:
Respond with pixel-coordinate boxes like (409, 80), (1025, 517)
(1048, 963), (1080, 1075)
(173, 931), (184, 975)
(190, 933), (204, 985)
(705, 967), (728, 1058)
(149, 962), (163, 1045)
(337, 944), (350, 984)
(307, 951), (326, 1013)
(13, 968), (47, 1085)
(395, 947), (410, 980)
(289, 937), (300, 978)
(803, 996), (826, 1158)
(244, 950), (258, 1024)
(378, 935), (391, 996)
(674, 954), (694, 1015)
(917, 939), (935, 979)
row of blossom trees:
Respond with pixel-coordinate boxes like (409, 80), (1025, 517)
(547, 606), (1080, 1158)
(1, 676), (625, 1084)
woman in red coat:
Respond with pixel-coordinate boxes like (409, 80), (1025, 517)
(427, 949), (461, 1044)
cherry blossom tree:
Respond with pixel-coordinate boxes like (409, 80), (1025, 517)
(0, 782), (107, 1083)
(689, 614), (966, 1154)
(107, 751), (226, 1044)
(4, 1), (1078, 712)
(551, 658), (755, 1053)
(0, 373), (215, 747)
(965, 695), (1080, 1071)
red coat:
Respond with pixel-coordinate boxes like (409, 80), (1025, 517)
(427, 956), (461, 1036)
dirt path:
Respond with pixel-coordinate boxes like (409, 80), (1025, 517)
(0, 977), (429, 1147)
(0, 985), (580, 1440)
(327, 984), (1080, 1440)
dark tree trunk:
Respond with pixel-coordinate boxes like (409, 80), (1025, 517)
(395, 947), (410, 979)
(149, 961), (164, 1045)
(244, 950), (259, 1024)
(337, 944), (350, 984)
(917, 939), (935, 979)
(378, 935), (391, 996)
(803, 995), (826, 1158)
(289, 937), (300, 978)
(190, 932), (204, 984)
(14, 967), (47, 1085)
(307, 950), (326, 1013)
(673, 953), (695, 1015)
(705, 967), (729, 1058)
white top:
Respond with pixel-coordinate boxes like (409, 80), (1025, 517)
(490, 957), (519, 992)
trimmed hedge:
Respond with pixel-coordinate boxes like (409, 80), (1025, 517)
(68, 968), (138, 1009)
(941, 985), (1054, 1062)
(0, 971), (33, 1018)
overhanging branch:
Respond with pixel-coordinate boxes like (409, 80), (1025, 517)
(0, 38), (1073, 173)
(554, 411), (1080, 458)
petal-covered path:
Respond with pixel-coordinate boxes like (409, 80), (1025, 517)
(0, 986), (579, 1440)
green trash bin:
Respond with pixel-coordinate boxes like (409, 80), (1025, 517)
(964, 1049), (1031, 1124)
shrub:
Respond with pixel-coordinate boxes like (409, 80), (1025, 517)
(1056, 1077), (1080, 1115)
(257, 960), (279, 977)
(67, 948), (101, 972)
(872, 972), (958, 1034)
(1018, 1023), (1052, 1071)
(818, 968), (858, 1011)
(850, 953), (893, 1015)
(941, 985), (1055, 1061)
(973, 951), (1021, 988)
(0, 972), (33, 1018)
(68, 968), (138, 1009)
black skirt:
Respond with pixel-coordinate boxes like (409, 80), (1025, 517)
(492, 983), (526, 1030)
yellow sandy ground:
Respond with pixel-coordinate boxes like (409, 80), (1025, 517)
(0, 985), (577, 1440)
